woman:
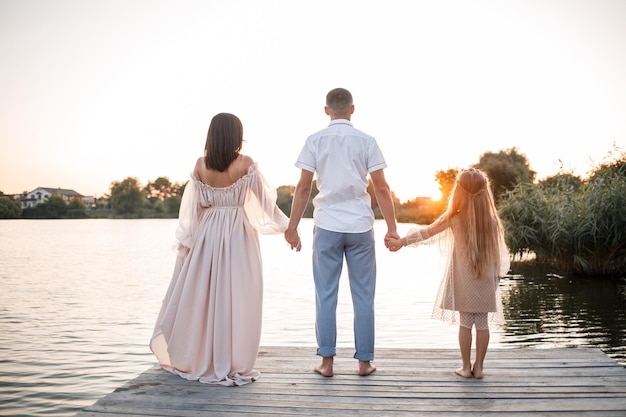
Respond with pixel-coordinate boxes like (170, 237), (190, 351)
(150, 113), (290, 386)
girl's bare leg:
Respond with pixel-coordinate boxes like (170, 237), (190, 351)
(472, 329), (490, 379)
(314, 356), (334, 377)
(456, 325), (473, 378)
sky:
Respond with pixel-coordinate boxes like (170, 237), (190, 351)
(1, 0), (625, 203)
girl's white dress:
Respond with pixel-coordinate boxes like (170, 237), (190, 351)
(150, 163), (288, 386)
(406, 216), (510, 327)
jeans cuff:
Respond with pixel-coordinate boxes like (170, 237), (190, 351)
(353, 351), (374, 361)
(316, 347), (336, 357)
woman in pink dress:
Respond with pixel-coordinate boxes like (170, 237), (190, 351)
(150, 113), (290, 386)
(386, 168), (510, 379)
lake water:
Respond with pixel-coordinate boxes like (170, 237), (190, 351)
(1, 219), (625, 417)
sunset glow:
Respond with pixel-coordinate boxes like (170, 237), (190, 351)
(1, 1), (624, 203)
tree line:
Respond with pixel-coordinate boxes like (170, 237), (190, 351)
(0, 147), (535, 220)
(1, 146), (624, 278)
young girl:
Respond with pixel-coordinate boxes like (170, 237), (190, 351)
(386, 168), (510, 379)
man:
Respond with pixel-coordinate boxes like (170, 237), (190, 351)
(284, 88), (399, 377)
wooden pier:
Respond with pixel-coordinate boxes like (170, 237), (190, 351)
(75, 346), (626, 416)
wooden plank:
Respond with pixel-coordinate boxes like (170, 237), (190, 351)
(74, 347), (626, 417)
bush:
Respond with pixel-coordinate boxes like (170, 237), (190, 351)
(0, 196), (21, 218)
(499, 154), (626, 278)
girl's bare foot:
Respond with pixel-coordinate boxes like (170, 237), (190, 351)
(471, 364), (484, 379)
(455, 367), (473, 378)
(358, 360), (376, 376)
(314, 357), (334, 377)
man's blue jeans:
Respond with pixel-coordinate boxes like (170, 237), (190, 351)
(312, 226), (376, 362)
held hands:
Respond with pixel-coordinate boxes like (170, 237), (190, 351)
(385, 235), (403, 251)
(384, 231), (402, 252)
(284, 228), (302, 252)
(286, 228), (402, 253)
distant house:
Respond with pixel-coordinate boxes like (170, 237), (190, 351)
(20, 187), (85, 209)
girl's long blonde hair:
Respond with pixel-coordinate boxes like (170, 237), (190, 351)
(445, 168), (504, 278)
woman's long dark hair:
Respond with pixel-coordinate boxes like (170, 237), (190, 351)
(204, 113), (243, 172)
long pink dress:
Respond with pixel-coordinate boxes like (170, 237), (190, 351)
(150, 163), (288, 386)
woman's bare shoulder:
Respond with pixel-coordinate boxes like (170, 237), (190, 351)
(238, 154), (255, 172)
(192, 156), (205, 176)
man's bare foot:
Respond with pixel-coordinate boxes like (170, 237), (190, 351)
(314, 357), (333, 377)
(455, 367), (473, 378)
(358, 360), (376, 376)
(314, 364), (333, 377)
(471, 365), (484, 379)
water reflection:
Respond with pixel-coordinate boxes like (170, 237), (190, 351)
(1, 219), (625, 417)
(500, 262), (626, 365)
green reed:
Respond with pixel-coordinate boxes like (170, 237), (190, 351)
(499, 155), (626, 278)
